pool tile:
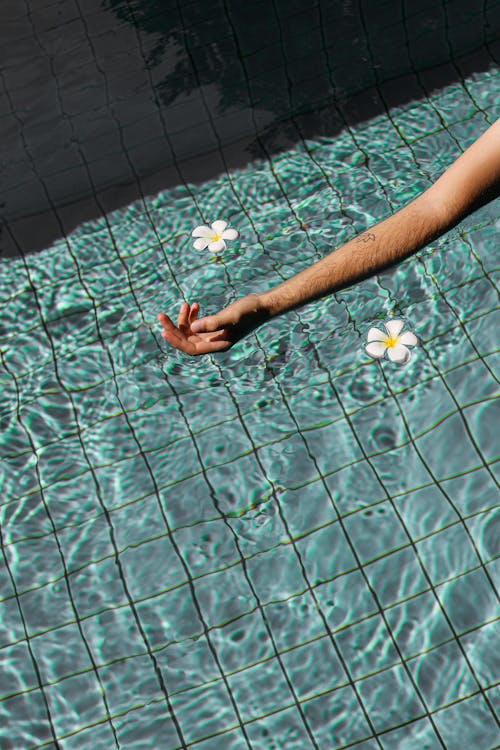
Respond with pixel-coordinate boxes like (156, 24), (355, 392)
(365, 546), (428, 608)
(433, 693), (500, 750)
(380, 716), (443, 750)
(212, 609), (274, 674)
(357, 664), (425, 734)
(295, 521), (356, 584)
(416, 522), (481, 587)
(408, 640), (478, 711)
(281, 636), (347, 700)
(304, 684), (373, 748)
(171, 678), (240, 744)
(460, 620), (500, 689)
(385, 590), (454, 660)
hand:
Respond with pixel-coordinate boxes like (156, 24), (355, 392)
(157, 294), (269, 356)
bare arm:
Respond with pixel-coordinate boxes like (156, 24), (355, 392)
(158, 119), (500, 355)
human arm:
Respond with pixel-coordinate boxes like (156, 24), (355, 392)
(158, 118), (500, 355)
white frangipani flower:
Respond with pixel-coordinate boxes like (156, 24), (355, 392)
(191, 220), (239, 253)
(365, 319), (417, 363)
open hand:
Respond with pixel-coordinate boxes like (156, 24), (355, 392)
(157, 294), (269, 356)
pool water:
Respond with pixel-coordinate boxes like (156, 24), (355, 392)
(0, 68), (499, 748)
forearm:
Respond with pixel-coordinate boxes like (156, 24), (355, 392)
(260, 193), (446, 317)
(260, 118), (500, 319)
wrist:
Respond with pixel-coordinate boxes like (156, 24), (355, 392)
(257, 289), (280, 319)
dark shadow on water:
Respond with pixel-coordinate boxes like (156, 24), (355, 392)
(1, 0), (499, 256)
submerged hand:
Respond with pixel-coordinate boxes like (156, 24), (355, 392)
(157, 294), (269, 356)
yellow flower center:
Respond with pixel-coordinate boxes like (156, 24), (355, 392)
(385, 335), (399, 348)
(211, 233), (221, 242)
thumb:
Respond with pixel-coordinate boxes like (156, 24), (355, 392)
(191, 312), (230, 334)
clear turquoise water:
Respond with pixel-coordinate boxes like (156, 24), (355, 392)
(0, 68), (499, 749)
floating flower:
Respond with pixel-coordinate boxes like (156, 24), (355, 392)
(191, 220), (238, 253)
(365, 319), (417, 363)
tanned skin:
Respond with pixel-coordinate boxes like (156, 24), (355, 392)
(158, 119), (500, 356)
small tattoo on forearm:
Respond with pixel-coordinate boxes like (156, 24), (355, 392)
(355, 232), (376, 244)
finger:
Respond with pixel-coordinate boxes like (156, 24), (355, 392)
(191, 313), (230, 334)
(189, 302), (200, 324)
(177, 301), (190, 329)
(194, 337), (232, 354)
(161, 326), (197, 355)
(157, 312), (178, 333)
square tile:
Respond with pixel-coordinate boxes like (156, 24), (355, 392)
(110, 494), (170, 549)
(414, 410), (481, 480)
(56, 514), (115, 571)
(369, 442), (435, 500)
(264, 589), (328, 652)
(160, 474), (221, 529)
(257, 432), (321, 491)
(173, 518), (240, 577)
(119, 535), (186, 600)
(365, 546), (428, 608)
(304, 416), (364, 476)
(460, 620), (500, 689)
(416, 522), (481, 586)
(228, 658), (295, 724)
(343, 500), (408, 564)
(99, 653), (165, 717)
(437, 568), (498, 634)
(336, 614), (400, 681)
(433, 694), (500, 750)
(393, 483), (457, 541)
(350, 397), (406, 459)
(304, 685), (373, 748)
(59, 722), (118, 750)
(409, 640), (478, 711)
(171, 680), (239, 745)
(462, 400), (499, 465)
(71, 557), (129, 618)
(28, 621), (96, 689)
(19, 582), (74, 639)
(295, 522), (356, 585)
(45, 670), (109, 737)
(245, 705), (315, 750)
(323, 458), (387, 518)
(193, 565), (256, 629)
(245, 543), (305, 604)
(0, 642), (40, 699)
(0, 690), (55, 749)
(385, 590), (454, 660)
(115, 700), (180, 749)
(381, 716), (442, 750)
(315, 569), (378, 633)
(358, 664), (425, 734)
(6, 533), (64, 591)
(440, 467), (498, 518)
(81, 607), (147, 664)
(282, 636), (347, 700)
(280, 479), (337, 537)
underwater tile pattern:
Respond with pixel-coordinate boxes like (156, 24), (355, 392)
(1, 61), (500, 750)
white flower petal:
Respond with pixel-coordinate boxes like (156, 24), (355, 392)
(222, 228), (238, 240)
(367, 327), (387, 343)
(385, 319), (405, 338)
(193, 237), (209, 250)
(192, 225), (214, 238)
(211, 220), (228, 235)
(399, 331), (417, 347)
(366, 342), (387, 359)
(208, 238), (226, 253)
(387, 343), (410, 363)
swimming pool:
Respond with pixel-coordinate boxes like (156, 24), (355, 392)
(1, 3), (499, 750)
